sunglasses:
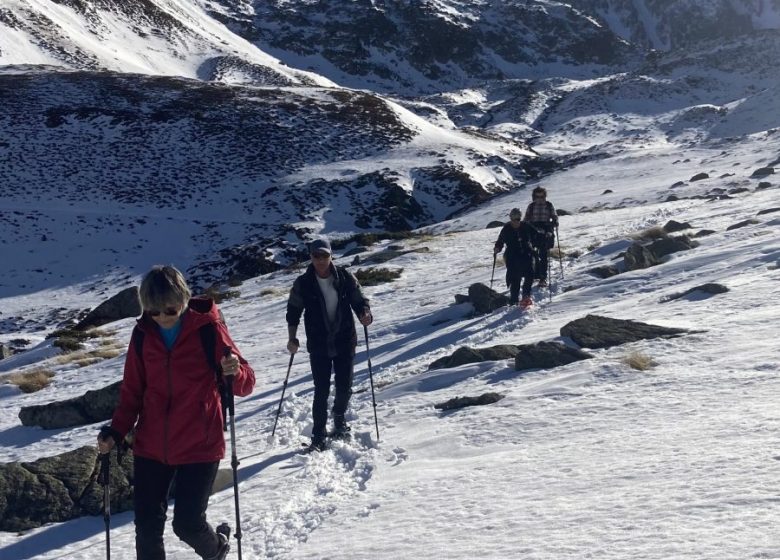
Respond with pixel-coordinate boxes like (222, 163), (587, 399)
(511, 217), (522, 222)
(311, 252), (331, 260)
(533, 195), (545, 200)
(148, 306), (180, 317)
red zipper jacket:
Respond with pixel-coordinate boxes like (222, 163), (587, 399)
(110, 298), (255, 465)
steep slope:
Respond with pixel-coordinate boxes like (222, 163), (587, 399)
(0, 0), (329, 86)
(207, 0), (639, 95)
(0, 68), (532, 311)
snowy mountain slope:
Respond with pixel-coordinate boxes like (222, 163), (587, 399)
(0, 0), (330, 86)
(0, 67), (533, 328)
(582, 0), (780, 49)
(0, 125), (778, 558)
(200, 0), (641, 95)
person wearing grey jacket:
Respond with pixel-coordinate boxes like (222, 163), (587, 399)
(286, 238), (372, 452)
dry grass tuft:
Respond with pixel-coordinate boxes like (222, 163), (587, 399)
(2, 368), (55, 393)
(621, 351), (656, 371)
(631, 226), (668, 242)
(260, 287), (287, 298)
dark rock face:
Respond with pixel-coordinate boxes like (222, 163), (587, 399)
(222, 0), (637, 95)
(663, 219), (692, 233)
(429, 344), (519, 370)
(0, 446), (133, 531)
(514, 341), (593, 371)
(661, 283), (729, 303)
(434, 393), (504, 411)
(560, 315), (688, 349)
(751, 167), (775, 178)
(465, 283), (510, 315)
(726, 218), (761, 230)
(19, 381), (121, 429)
(76, 287), (141, 330)
(588, 264), (620, 278)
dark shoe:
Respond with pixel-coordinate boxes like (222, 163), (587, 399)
(519, 297), (533, 309)
(537, 279), (548, 288)
(330, 422), (352, 441)
(210, 523), (230, 560)
(303, 436), (327, 453)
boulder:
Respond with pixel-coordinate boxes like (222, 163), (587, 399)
(0, 446), (133, 531)
(663, 220), (691, 233)
(19, 381), (121, 429)
(429, 344), (519, 370)
(434, 393), (504, 411)
(560, 315), (688, 349)
(750, 167), (774, 178)
(661, 283), (729, 303)
(466, 283), (509, 314)
(514, 341), (593, 371)
(76, 287), (141, 330)
(726, 219), (760, 231)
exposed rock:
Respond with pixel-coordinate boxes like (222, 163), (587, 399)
(663, 220), (691, 233)
(757, 207), (780, 216)
(75, 287), (141, 330)
(556, 209), (572, 216)
(0, 344), (12, 360)
(0, 446), (133, 531)
(464, 283), (510, 315)
(665, 195), (680, 202)
(19, 381), (121, 429)
(690, 172), (709, 181)
(514, 341), (593, 371)
(623, 243), (658, 271)
(560, 315), (688, 349)
(726, 218), (760, 231)
(694, 229), (717, 237)
(750, 167), (775, 178)
(624, 236), (697, 271)
(661, 283), (729, 303)
(588, 265), (620, 278)
(486, 220), (504, 229)
(434, 393), (504, 411)
(757, 181), (772, 190)
(429, 344), (519, 370)
(602, 189), (613, 194)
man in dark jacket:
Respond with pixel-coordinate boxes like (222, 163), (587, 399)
(523, 186), (558, 287)
(286, 238), (373, 452)
(494, 208), (536, 309)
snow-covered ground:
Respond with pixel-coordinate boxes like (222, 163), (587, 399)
(1, 118), (778, 559)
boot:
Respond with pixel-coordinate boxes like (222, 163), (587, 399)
(537, 278), (548, 288)
(302, 435), (327, 453)
(331, 416), (352, 441)
(208, 523), (230, 560)
(519, 296), (533, 309)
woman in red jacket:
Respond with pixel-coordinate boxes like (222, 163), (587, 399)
(97, 265), (255, 560)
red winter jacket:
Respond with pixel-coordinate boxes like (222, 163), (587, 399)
(111, 298), (255, 465)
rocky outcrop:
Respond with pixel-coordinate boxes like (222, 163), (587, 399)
(661, 283), (729, 303)
(456, 283), (510, 315)
(514, 341), (593, 371)
(0, 446), (133, 531)
(19, 381), (121, 429)
(560, 315), (688, 349)
(429, 344), (519, 370)
(76, 287), (141, 330)
(624, 235), (698, 271)
(434, 393), (504, 411)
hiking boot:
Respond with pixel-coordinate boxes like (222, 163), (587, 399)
(304, 436), (327, 453)
(519, 297), (533, 309)
(211, 523), (231, 560)
(330, 417), (352, 440)
(537, 279), (548, 288)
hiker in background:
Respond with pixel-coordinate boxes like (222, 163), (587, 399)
(96, 265), (255, 560)
(524, 186), (558, 288)
(286, 238), (373, 453)
(494, 208), (536, 309)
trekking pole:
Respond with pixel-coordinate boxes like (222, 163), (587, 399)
(271, 353), (295, 437)
(555, 225), (564, 278)
(363, 325), (380, 441)
(489, 252), (497, 290)
(224, 349), (243, 560)
(98, 452), (111, 560)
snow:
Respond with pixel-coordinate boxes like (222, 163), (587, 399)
(1, 117), (779, 558)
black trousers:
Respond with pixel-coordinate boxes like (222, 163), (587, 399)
(531, 222), (554, 280)
(509, 274), (534, 303)
(134, 455), (221, 560)
(309, 352), (354, 439)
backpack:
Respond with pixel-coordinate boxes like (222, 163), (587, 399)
(131, 321), (229, 431)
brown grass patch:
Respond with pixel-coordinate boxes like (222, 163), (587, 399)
(2, 368), (55, 393)
(621, 351), (656, 371)
(631, 226), (668, 242)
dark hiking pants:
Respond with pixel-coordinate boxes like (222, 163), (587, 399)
(134, 455), (221, 560)
(509, 274), (534, 303)
(310, 352), (355, 439)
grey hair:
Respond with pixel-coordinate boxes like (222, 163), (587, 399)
(139, 265), (191, 311)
